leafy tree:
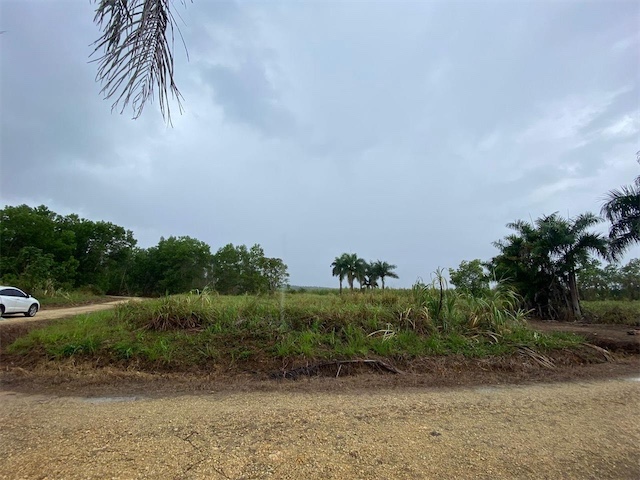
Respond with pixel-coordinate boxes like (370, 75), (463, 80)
(0, 205), (78, 287)
(15, 247), (55, 292)
(448, 259), (489, 297)
(62, 215), (137, 293)
(258, 256), (290, 293)
(491, 212), (607, 319)
(578, 258), (640, 301)
(0, 204), (139, 293)
(577, 258), (616, 301)
(132, 236), (213, 295)
(1, 205), (75, 266)
(369, 260), (399, 290)
(211, 244), (288, 294)
(619, 258), (640, 300)
(600, 154), (640, 260)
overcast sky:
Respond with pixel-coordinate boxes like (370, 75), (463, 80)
(1, 0), (639, 287)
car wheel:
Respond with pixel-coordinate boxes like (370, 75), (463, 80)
(0, 305), (4, 317)
(25, 303), (38, 317)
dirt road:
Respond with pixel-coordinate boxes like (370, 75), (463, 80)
(1, 378), (639, 479)
(0, 298), (138, 326)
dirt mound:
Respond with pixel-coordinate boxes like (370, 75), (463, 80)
(0, 319), (53, 350)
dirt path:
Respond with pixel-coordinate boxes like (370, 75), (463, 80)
(1, 378), (639, 480)
(529, 319), (640, 353)
(0, 298), (139, 326)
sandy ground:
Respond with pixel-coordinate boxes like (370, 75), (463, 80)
(2, 301), (639, 478)
(1, 377), (639, 480)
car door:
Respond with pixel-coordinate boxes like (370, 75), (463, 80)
(10, 288), (31, 313)
(0, 288), (18, 313)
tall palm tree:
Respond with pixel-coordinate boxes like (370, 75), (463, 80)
(370, 260), (399, 290)
(330, 254), (349, 294)
(341, 253), (366, 291)
(601, 155), (640, 260)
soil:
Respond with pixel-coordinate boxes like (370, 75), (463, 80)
(1, 303), (639, 478)
(1, 376), (639, 479)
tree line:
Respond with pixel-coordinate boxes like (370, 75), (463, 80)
(0, 205), (289, 296)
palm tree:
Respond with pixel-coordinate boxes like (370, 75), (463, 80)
(370, 260), (399, 290)
(341, 253), (367, 291)
(493, 213), (607, 319)
(330, 254), (349, 294)
(537, 213), (608, 318)
(601, 155), (640, 260)
(362, 262), (379, 290)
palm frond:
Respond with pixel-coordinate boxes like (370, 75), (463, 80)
(91, 0), (188, 123)
(601, 171), (640, 260)
(570, 212), (601, 235)
(601, 184), (640, 223)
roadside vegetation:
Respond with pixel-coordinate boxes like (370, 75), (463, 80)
(7, 276), (585, 371)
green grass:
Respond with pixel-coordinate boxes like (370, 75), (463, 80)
(7, 288), (585, 370)
(582, 300), (640, 326)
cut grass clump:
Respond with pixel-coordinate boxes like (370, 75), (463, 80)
(116, 295), (218, 331)
(6, 289), (586, 370)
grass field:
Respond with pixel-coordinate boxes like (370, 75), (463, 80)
(582, 300), (640, 326)
(8, 287), (584, 370)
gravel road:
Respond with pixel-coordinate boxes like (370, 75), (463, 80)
(2, 378), (639, 479)
(0, 299), (138, 326)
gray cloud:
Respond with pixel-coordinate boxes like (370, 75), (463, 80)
(1, 0), (638, 287)
(204, 60), (296, 134)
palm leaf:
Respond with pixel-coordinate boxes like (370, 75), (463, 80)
(91, 0), (188, 123)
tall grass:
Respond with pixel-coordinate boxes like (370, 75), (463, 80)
(408, 270), (528, 334)
(582, 300), (640, 325)
(7, 282), (582, 369)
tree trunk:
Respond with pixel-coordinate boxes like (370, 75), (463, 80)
(347, 274), (354, 291)
(568, 270), (582, 319)
(381, 277), (385, 290)
(339, 278), (342, 294)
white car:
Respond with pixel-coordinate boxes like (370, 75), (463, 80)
(0, 286), (40, 317)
